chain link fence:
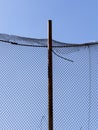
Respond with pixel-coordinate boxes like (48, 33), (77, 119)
(0, 34), (98, 130)
(53, 45), (98, 130)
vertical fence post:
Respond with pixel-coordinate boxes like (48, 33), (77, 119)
(48, 20), (53, 130)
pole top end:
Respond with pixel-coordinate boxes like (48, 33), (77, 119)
(48, 20), (52, 22)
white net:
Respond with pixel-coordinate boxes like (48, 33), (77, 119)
(0, 33), (98, 130)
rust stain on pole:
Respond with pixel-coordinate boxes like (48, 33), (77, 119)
(48, 20), (53, 130)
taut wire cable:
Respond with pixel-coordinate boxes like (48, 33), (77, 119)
(88, 45), (92, 130)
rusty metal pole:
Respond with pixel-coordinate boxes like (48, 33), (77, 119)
(48, 20), (53, 130)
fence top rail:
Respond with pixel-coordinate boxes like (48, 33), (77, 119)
(0, 33), (98, 48)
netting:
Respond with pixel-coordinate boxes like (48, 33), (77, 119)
(0, 34), (98, 130)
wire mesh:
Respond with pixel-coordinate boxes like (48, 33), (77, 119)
(53, 45), (98, 130)
(0, 34), (98, 130)
(0, 43), (48, 130)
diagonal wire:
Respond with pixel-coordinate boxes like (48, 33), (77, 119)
(52, 50), (74, 62)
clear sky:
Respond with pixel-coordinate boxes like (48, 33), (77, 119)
(0, 0), (98, 130)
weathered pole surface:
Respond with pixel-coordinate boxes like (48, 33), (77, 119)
(48, 20), (53, 130)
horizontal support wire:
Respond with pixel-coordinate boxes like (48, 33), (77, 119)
(0, 34), (98, 48)
(0, 39), (98, 48)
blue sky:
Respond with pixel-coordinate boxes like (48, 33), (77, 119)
(0, 0), (98, 42)
(0, 0), (98, 129)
